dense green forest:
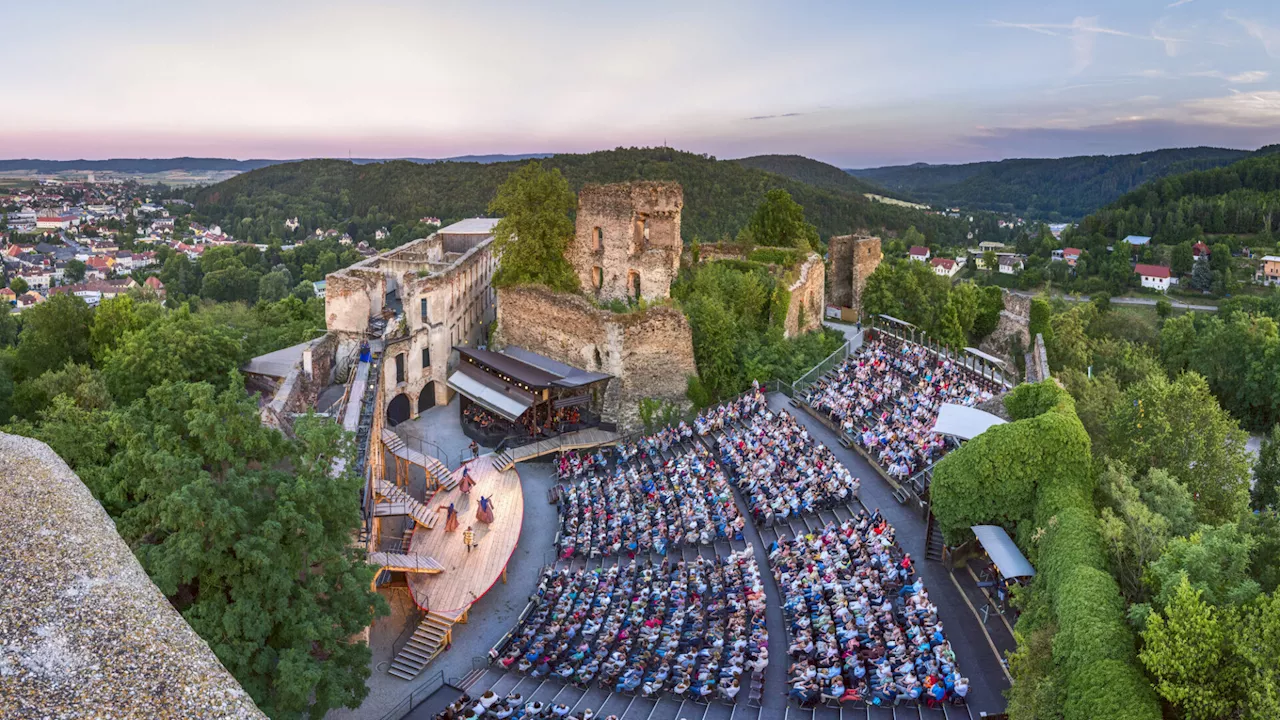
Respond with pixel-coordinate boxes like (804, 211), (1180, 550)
(1078, 148), (1280, 243)
(850, 147), (1255, 220)
(0, 292), (379, 719)
(732, 154), (896, 199)
(189, 148), (989, 248)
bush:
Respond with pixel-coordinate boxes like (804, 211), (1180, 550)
(747, 246), (801, 267)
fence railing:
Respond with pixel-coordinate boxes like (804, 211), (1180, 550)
(790, 339), (854, 397)
(377, 669), (447, 720)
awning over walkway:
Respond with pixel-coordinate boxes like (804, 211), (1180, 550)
(971, 525), (1035, 580)
(931, 403), (1007, 440)
(447, 368), (533, 421)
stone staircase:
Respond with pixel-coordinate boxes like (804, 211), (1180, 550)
(389, 611), (457, 680)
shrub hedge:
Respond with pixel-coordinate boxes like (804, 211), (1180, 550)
(931, 381), (1159, 720)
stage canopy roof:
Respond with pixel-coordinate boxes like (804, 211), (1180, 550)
(446, 365), (533, 421)
(503, 346), (612, 388)
(931, 403), (1007, 440)
(971, 525), (1035, 580)
(456, 346), (611, 390)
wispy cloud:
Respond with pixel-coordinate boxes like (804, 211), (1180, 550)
(1225, 12), (1280, 57)
(745, 112), (808, 121)
(1190, 69), (1271, 84)
(990, 17), (1172, 72)
(1166, 0), (1195, 8)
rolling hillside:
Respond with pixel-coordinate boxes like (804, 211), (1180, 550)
(850, 147), (1253, 220)
(192, 147), (975, 246)
(733, 154), (895, 198)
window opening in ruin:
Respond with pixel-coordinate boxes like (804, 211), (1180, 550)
(594, 346), (603, 369)
(394, 353), (406, 384)
(592, 227), (603, 252)
(422, 348), (431, 369)
(629, 271), (641, 300)
(643, 218), (650, 241)
(592, 266), (604, 289)
(420, 298), (428, 322)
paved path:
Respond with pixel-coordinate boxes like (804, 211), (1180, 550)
(1008, 289), (1218, 312)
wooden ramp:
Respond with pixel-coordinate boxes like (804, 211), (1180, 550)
(491, 427), (620, 471)
(367, 552), (445, 575)
(382, 429), (455, 489)
(388, 610), (462, 680)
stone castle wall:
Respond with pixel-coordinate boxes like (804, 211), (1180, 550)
(567, 182), (683, 303)
(979, 289), (1032, 376)
(783, 253), (826, 337)
(493, 285), (696, 431)
(828, 234), (882, 318)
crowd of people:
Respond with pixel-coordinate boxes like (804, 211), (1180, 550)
(770, 509), (968, 708)
(558, 446), (746, 558)
(495, 550), (769, 704)
(616, 420), (695, 466)
(693, 387), (769, 437)
(803, 336), (995, 481)
(716, 408), (861, 523)
(557, 450), (608, 483)
(433, 689), (608, 720)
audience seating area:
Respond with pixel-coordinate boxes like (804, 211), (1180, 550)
(770, 509), (969, 708)
(494, 550), (768, 705)
(557, 445), (745, 559)
(803, 336), (996, 482)
(716, 406), (861, 524)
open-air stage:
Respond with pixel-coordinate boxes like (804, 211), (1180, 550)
(405, 455), (525, 619)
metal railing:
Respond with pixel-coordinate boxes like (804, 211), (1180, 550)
(790, 339), (853, 396)
(377, 669), (447, 720)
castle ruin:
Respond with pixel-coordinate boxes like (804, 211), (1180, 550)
(567, 182), (683, 303)
(827, 233), (882, 321)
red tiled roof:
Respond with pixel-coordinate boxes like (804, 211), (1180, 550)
(908, 245), (930, 256)
(1063, 247), (1082, 256)
(930, 257), (955, 269)
(1134, 263), (1171, 279)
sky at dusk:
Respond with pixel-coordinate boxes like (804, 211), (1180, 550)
(4, 0), (1280, 166)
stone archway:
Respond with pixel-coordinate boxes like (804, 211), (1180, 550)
(387, 393), (411, 427)
(418, 383), (436, 413)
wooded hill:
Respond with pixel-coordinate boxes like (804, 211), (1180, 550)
(1078, 147), (1280, 243)
(849, 146), (1254, 220)
(191, 147), (975, 246)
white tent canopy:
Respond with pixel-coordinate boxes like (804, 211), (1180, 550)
(931, 403), (1007, 440)
(971, 525), (1035, 579)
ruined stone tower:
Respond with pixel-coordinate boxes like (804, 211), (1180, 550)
(568, 182), (683, 303)
(827, 233), (882, 320)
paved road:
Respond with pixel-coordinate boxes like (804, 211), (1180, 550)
(1008, 289), (1218, 312)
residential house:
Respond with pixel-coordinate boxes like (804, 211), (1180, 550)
(929, 257), (959, 278)
(1123, 235), (1152, 248)
(0, 287), (14, 305)
(16, 291), (45, 310)
(1062, 247), (1082, 267)
(1259, 256), (1280, 286)
(1135, 263), (1173, 291)
(35, 215), (75, 230)
(1192, 241), (1210, 260)
(998, 255), (1025, 275)
(312, 280), (327, 298)
(144, 276), (166, 298)
(908, 245), (930, 261)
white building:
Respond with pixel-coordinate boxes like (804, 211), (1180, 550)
(1135, 263), (1172, 291)
(930, 257), (959, 277)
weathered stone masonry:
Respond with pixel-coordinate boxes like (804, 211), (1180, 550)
(493, 285), (696, 431)
(567, 182), (683, 303)
(827, 233), (882, 319)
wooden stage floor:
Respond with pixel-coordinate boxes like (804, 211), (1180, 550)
(407, 455), (524, 617)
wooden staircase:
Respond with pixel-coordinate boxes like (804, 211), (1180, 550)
(381, 429), (454, 489)
(367, 552), (446, 574)
(389, 611), (457, 680)
(924, 512), (947, 563)
(372, 478), (436, 527)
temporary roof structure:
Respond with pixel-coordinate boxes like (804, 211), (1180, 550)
(971, 525), (1035, 580)
(930, 403), (1007, 441)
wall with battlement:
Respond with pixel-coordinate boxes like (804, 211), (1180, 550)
(567, 182), (683, 303)
(492, 285), (696, 431)
(783, 253), (826, 337)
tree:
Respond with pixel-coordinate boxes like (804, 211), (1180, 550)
(15, 293), (93, 379)
(1148, 523), (1260, 609)
(102, 308), (246, 404)
(981, 249), (997, 273)
(9, 276), (28, 296)
(1171, 243), (1194, 276)
(84, 379), (386, 717)
(1097, 461), (1171, 602)
(1106, 372), (1252, 523)
(64, 259), (87, 283)
(1253, 425), (1280, 512)
(1140, 577), (1240, 720)
(901, 225), (926, 249)
(258, 270), (292, 303)
(90, 294), (161, 364)
(488, 161), (580, 293)
(1155, 298), (1172, 319)
(1210, 243), (1231, 273)
(1191, 257), (1213, 291)
(201, 264), (259, 303)
(742, 189), (819, 251)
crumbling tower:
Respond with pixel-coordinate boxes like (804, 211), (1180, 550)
(827, 233), (882, 320)
(568, 182), (683, 302)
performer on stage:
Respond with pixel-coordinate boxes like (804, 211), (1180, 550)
(439, 503), (460, 532)
(476, 495), (495, 524)
(458, 466), (476, 495)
